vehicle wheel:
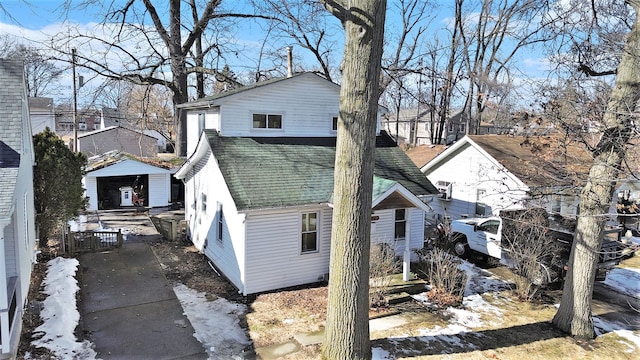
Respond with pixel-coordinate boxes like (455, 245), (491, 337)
(451, 234), (468, 257)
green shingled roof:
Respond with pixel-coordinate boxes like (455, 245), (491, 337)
(204, 130), (437, 211)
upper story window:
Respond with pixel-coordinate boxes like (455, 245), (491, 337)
(253, 113), (282, 129)
(448, 122), (455, 132)
(459, 123), (466, 133)
(332, 116), (338, 131)
(198, 113), (206, 135)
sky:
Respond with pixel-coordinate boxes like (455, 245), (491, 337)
(25, 224), (640, 359)
(0, 1), (558, 108)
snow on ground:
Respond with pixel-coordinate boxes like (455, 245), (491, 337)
(375, 261), (508, 357)
(28, 257), (97, 360)
(374, 259), (640, 359)
(603, 267), (640, 298)
(594, 316), (640, 353)
(29, 251), (640, 359)
(173, 284), (251, 359)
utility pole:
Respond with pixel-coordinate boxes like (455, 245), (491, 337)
(72, 48), (78, 152)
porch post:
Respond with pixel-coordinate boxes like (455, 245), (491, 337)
(403, 210), (411, 281)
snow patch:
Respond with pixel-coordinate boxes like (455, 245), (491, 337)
(30, 257), (98, 359)
(173, 284), (251, 359)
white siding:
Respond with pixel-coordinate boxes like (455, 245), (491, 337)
(148, 174), (170, 208)
(243, 207), (332, 295)
(84, 176), (98, 211)
(370, 208), (425, 256)
(84, 160), (172, 211)
(218, 77), (340, 138)
(425, 144), (527, 221)
(3, 223), (16, 278)
(186, 109), (220, 158)
(183, 149), (246, 292)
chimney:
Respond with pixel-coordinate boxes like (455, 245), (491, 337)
(287, 46), (293, 78)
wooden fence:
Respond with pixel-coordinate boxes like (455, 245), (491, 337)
(65, 230), (123, 254)
(149, 216), (188, 242)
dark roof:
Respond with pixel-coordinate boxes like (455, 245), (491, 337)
(0, 59), (26, 218)
(203, 130), (437, 210)
(468, 135), (592, 189)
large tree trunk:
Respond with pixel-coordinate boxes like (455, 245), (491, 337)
(321, 1), (386, 359)
(552, 0), (639, 338)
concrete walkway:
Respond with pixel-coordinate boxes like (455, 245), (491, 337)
(78, 237), (207, 359)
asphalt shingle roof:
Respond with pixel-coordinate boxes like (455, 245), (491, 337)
(0, 58), (26, 218)
(204, 130), (438, 211)
(468, 135), (592, 189)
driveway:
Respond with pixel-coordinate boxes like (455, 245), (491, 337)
(77, 209), (207, 359)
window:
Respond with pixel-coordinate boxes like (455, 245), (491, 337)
(477, 219), (500, 234)
(198, 113), (206, 135)
(301, 212), (318, 253)
(253, 113), (282, 129)
(460, 123), (466, 133)
(201, 193), (207, 213)
(332, 116), (339, 131)
(394, 209), (406, 239)
(217, 203), (223, 242)
(476, 189), (487, 216)
(552, 196), (561, 214)
(448, 122), (454, 132)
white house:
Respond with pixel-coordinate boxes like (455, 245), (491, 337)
(421, 135), (590, 222)
(175, 73), (437, 295)
(28, 97), (55, 135)
(0, 59), (38, 358)
(83, 151), (177, 211)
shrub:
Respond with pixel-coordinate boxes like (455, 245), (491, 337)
(369, 242), (399, 308)
(414, 247), (467, 307)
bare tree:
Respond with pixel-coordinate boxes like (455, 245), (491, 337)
(321, 0), (386, 358)
(552, 0), (639, 339)
(45, 0), (258, 156)
(251, 0), (340, 81)
(456, 0), (550, 135)
(1, 38), (64, 97)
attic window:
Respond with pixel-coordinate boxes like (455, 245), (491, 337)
(253, 113), (282, 129)
(332, 116), (338, 131)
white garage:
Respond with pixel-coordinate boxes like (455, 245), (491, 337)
(83, 151), (176, 211)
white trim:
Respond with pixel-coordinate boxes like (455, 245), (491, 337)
(371, 182), (432, 213)
(421, 135), (529, 191)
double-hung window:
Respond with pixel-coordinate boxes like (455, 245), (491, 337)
(301, 212), (318, 253)
(253, 113), (282, 129)
(394, 209), (406, 239)
(217, 203), (224, 242)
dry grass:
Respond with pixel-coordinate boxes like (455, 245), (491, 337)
(245, 257), (638, 359)
(246, 286), (328, 347)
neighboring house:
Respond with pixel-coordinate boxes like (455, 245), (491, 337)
(382, 109), (468, 146)
(28, 97), (55, 135)
(143, 129), (170, 153)
(421, 135), (591, 222)
(83, 150), (181, 211)
(77, 126), (158, 157)
(175, 73), (438, 295)
(0, 59), (38, 358)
